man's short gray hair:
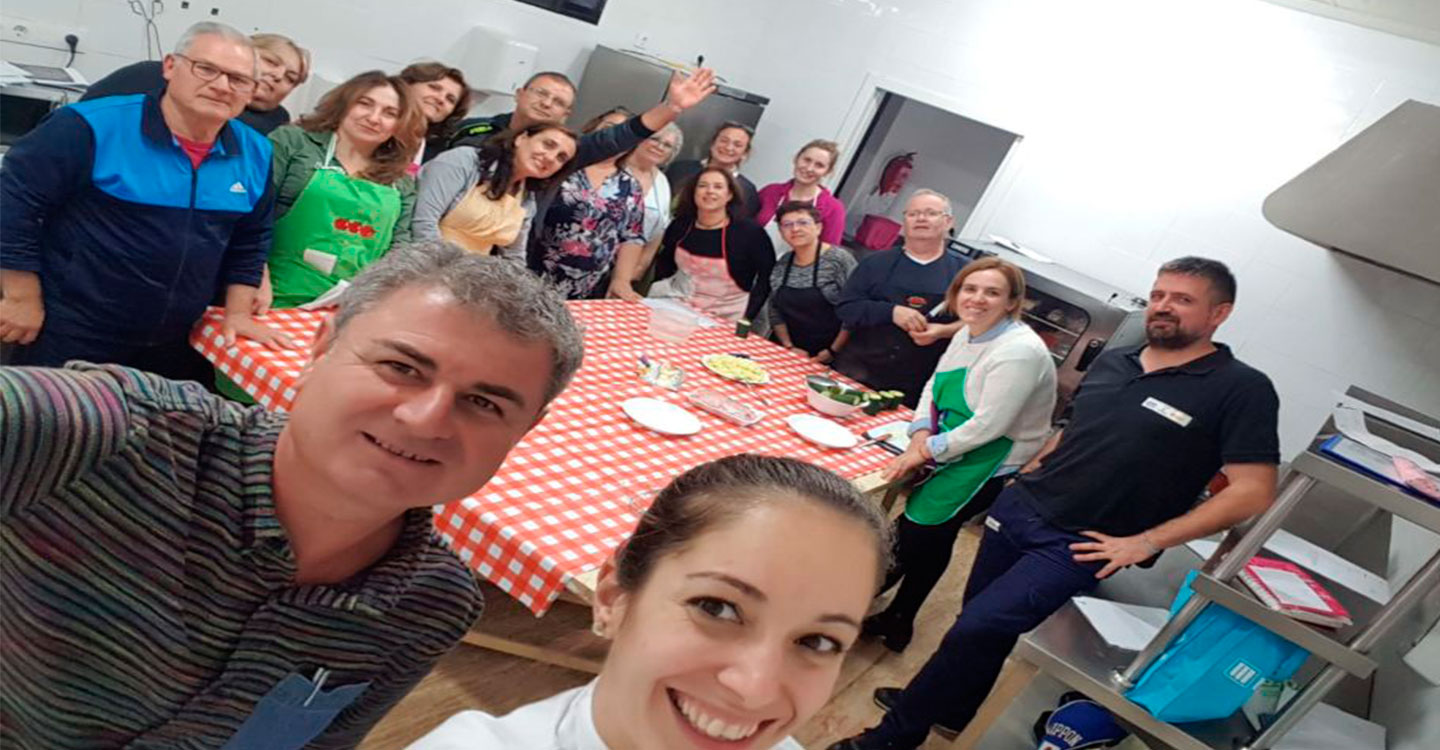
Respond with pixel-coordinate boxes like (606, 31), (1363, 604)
(907, 188), (953, 215)
(174, 21), (258, 76)
(333, 241), (585, 405)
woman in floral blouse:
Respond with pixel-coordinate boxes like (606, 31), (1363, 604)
(534, 108), (646, 299)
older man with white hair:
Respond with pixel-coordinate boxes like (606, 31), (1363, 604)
(0, 21), (284, 381)
(833, 188), (969, 408)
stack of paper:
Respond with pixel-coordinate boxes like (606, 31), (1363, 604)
(1072, 596), (1170, 651)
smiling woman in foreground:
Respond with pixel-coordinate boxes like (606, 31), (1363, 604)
(409, 454), (893, 750)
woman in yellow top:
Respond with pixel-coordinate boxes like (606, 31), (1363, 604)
(260, 70), (425, 310)
(412, 123), (580, 261)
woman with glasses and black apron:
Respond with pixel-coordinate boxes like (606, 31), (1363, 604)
(764, 202), (857, 362)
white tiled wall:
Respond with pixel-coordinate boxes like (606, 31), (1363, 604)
(5, 0), (1437, 453)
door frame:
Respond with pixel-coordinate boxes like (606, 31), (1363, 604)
(829, 71), (1028, 240)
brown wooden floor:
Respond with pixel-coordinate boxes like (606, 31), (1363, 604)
(360, 526), (983, 750)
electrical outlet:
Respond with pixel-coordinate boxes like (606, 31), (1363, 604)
(1, 18), (84, 53)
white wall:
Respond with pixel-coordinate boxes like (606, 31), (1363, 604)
(8, 0), (1432, 459)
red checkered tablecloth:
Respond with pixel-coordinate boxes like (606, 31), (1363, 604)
(193, 301), (911, 614)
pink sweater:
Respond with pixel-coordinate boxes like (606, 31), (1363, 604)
(755, 181), (847, 245)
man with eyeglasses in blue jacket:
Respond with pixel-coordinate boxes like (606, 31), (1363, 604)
(0, 21), (288, 381)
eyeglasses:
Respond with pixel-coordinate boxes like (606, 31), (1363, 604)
(174, 53), (258, 93)
(646, 136), (677, 151)
(904, 208), (949, 219)
(525, 86), (573, 110)
(779, 219), (816, 229)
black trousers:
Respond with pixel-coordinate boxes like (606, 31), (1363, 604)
(879, 474), (1008, 627)
(9, 330), (217, 387)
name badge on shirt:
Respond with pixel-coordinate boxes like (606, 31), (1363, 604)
(1142, 397), (1193, 427)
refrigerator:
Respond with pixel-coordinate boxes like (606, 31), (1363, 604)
(950, 239), (1150, 419)
(570, 46), (768, 163)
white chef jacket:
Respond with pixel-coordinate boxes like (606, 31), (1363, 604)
(407, 680), (806, 750)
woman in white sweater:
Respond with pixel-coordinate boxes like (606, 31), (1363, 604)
(863, 257), (1057, 652)
(409, 455), (893, 750)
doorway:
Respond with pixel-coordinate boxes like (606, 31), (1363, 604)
(834, 90), (1021, 254)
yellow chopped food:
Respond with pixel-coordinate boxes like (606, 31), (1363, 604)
(702, 354), (769, 384)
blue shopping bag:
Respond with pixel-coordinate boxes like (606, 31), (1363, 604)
(1125, 570), (1309, 723)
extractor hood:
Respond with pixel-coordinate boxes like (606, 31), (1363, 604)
(1263, 99), (1440, 285)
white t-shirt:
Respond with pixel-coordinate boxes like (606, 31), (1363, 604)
(639, 170), (672, 245)
(407, 680), (805, 750)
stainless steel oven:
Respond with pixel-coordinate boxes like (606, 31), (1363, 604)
(951, 239), (1149, 420)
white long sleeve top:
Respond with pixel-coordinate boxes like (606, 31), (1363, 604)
(911, 319), (1057, 468)
(407, 680), (804, 750)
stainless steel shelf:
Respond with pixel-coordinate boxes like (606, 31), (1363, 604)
(1189, 574), (1376, 678)
(969, 388), (1437, 750)
(1015, 604), (1253, 750)
(1291, 450), (1440, 534)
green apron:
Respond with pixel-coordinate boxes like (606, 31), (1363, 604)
(216, 136), (401, 402)
(903, 367), (1014, 525)
(267, 134), (402, 308)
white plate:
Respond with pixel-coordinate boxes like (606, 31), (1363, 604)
(622, 397), (702, 436)
(786, 414), (859, 449)
(700, 354), (772, 384)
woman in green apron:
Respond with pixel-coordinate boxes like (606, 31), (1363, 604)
(261, 70), (424, 309)
(220, 71), (424, 401)
(862, 257), (1059, 652)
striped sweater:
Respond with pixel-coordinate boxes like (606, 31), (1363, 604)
(0, 364), (482, 749)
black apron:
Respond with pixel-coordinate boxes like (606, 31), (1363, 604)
(772, 249), (842, 356)
(832, 251), (951, 408)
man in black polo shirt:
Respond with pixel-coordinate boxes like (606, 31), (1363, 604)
(832, 256), (1280, 750)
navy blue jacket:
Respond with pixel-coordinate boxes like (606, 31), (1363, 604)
(0, 91), (275, 346)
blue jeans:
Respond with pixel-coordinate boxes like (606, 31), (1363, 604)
(872, 484), (1104, 746)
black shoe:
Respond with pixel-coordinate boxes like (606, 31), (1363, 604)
(860, 613), (913, 653)
(871, 687), (962, 741)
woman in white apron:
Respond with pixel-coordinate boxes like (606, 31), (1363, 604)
(650, 167), (774, 323)
(408, 455), (893, 750)
(608, 122), (681, 298)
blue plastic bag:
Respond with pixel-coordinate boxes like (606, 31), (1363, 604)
(1125, 570), (1309, 722)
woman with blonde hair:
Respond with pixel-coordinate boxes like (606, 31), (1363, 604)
(247, 33), (310, 131)
(259, 70), (426, 310)
(755, 139), (847, 245)
(861, 256), (1057, 653)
